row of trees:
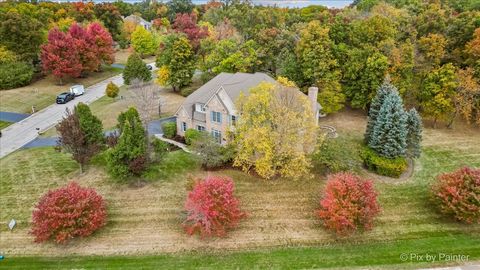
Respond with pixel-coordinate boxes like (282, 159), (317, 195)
(4, 1), (478, 125)
(129, 0), (480, 127)
(29, 163), (479, 244)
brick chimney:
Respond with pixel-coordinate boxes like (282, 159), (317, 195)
(308, 86), (319, 125)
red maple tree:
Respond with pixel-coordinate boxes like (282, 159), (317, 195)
(87, 22), (115, 67)
(317, 172), (381, 236)
(69, 22), (99, 73)
(41, 28), (82, 84)
(31, 182), (107, 244)
(172, 12), (208, 50)
(183, 175), (246, 237)
(432, 167), (480, 224)
(41, 23), (115, 83)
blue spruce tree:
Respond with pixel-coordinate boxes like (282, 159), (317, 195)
(368, 90), (408, 158)
(364, 78), (395, 143)
(406, 108), (422, 158)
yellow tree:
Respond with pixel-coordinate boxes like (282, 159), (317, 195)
(451, 68), (480, 126)
(418, 33), (447, 68)
(465, 28), (480, 70)
(131, 25), (157, 57)
(233, 82), (318, 179)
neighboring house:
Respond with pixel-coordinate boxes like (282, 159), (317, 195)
(123, 14), (152, 31)
(175, 72), (321, 145)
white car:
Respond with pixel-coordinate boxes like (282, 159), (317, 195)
(70, 85), (85, 96)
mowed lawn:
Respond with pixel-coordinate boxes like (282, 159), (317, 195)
(0, 66), (123, 114)
(0, 120), (12, 130)
(40, 83), (185, 137)
(0, 111), (479, 269)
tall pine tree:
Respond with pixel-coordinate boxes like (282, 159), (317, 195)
(107, 108), (147, 180)
(123, 53), (152, 85)
(75, 103), (104, 145)
(368, 90), (408, 158)
(364, 79), (395, 143)
(406, 108), (423, 158)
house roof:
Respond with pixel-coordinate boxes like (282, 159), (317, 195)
(124, 15), (151, 26)
(177, 72), (276, 118)
(176, 72), (322, 119)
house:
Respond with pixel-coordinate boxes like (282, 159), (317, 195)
(175, 72), (321, 145)
(123, 14), (152, 31)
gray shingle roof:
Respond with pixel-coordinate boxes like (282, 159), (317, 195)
(178, 72), (277, 119)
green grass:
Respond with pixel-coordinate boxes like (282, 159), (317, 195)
(0, 147), (79, 223)
(0, 66), (123, 114)
(1, 130), (479, 269)
(2, 234), (479, 269)
(0, 120), (12, 130)
(143, 150), (200, 181)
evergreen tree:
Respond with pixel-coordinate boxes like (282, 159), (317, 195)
(364, 79), (395, 143)
(75, 103), (104, 145)
(107, 109), (147, 180)
(368, 90), (408, 158)
(123, 53), (152, 85)
(406, 108), (423, 158)
(117, 107), (141, 133)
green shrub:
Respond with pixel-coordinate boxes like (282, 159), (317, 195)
(180, 86), (196, 97)
(361, 146), (407, 178)
(122, 53), (151, 85)
(162, 122), (176, 139)
(312, 136), (362, 174)
(0, 61), (34, 90)
(191, 133), (235, 169)
(105, 81), (120, 98)
(151, 137), (168, 161)
(185, 129), (201, 145)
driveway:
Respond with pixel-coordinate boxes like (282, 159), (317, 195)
(0, 111), (30, 122)
(21, 117), (177, 149)
(0, 64), (156, 158)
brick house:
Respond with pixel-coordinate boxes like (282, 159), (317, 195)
(175, 72), (321, 145)
(123, 15), (152, 31)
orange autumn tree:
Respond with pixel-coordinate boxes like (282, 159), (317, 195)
(451, 68), (480, 126)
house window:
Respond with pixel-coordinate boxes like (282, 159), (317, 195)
(211, 129), (222, 143)
(231, 115), (237, 126)
(211, 111), (222, 123)
(195, 103), (206, 112)
(196, 125), (205, 131)
(182, 122), (187, 132)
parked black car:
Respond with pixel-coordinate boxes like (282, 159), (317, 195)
(56, 92), (75, 104)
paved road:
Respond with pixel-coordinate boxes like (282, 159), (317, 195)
(0, 74), (125, 158)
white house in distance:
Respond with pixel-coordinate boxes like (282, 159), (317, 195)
(123, 14), (152, 31)
(174, 72), (321, 145)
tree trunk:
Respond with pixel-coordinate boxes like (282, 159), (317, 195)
(433, 117), (437, 129)
(447, 110), (457, 129)
(79, 163), (84, 173)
